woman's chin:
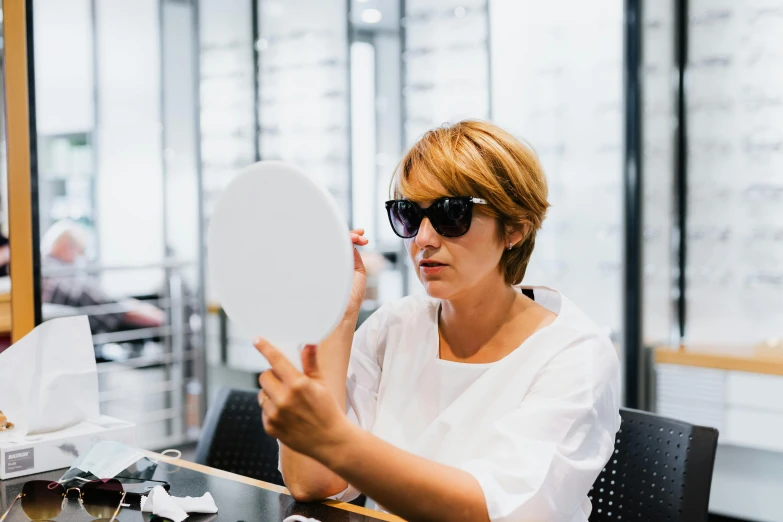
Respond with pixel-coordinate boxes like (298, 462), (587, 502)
(421, 280), (454, 299)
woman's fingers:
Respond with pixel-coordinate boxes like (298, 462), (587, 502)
(350, 234), (369, 246)
(350, 229), (369, 247)
(254, 338), (300, 384)
(300, 345), (321, 378)
(260, 395), (279, 435)
(349, 229), (369, 275)
(258, 370), (286, 404)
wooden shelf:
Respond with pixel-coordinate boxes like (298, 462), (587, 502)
(655, 344), (783, 376)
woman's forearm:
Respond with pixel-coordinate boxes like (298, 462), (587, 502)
(317, 311), (359, 406)
(317, 423), (490, 522)
(279, 445), (347, 500)
(278, 312), (358, 500)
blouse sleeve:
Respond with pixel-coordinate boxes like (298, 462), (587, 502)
(459, 335), (622, 522)
(344, 307), (386, 431)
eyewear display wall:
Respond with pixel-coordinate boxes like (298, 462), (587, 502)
(685, 0), (783, 345)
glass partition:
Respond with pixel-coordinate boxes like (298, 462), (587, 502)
(0, 3), (11, 351)
(31, 0), (206, 449)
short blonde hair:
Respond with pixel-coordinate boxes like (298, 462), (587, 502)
(391, 120), (550, 285)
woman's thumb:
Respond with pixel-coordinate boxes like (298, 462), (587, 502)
(301, 344), (320, 378)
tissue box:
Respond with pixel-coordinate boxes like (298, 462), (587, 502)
(0, 416), (136, 479)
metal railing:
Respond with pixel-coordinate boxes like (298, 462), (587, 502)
(41, 260), (205, 450)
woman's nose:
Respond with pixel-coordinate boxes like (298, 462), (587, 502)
(415, 217), (440, 249)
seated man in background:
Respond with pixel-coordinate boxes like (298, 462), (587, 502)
(0, 232), (10, 353)
(0, 232), (9, 277)
(41, 220), (166, 334)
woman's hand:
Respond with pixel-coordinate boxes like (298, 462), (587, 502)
(255, 338), (354, 460)
(346, 229), (369, 319)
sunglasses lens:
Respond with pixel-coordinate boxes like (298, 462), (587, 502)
(388, 201), (421, 238)
(82, 479), (124, 519)
(21, 481), (65, 521)
(432, 198), (472, 237)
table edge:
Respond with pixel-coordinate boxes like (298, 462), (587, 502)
(144, 451), (403, 521)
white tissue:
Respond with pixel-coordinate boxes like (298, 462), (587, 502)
(140, 485), (218, 522)
(283, 517), (322, 522)
(0, 316), (99, 440)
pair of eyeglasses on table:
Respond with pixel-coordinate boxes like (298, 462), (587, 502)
(0, 453), (401, 522)
(1, 478), (128, 521)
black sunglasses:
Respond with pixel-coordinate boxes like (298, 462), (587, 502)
(0, 478), (127, 521)
(385, 196), (487, 238)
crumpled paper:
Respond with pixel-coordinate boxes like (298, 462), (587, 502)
(140, 485), (217, 522)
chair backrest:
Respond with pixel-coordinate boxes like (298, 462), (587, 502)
(194, 387), (285, 486)
(588, 407), (718, 522)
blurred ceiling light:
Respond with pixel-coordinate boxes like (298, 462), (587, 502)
(361, 8), (383, 24)
(357, 0), (370, 3)
(455, 7), (467, 18)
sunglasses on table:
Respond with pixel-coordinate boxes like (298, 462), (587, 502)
(385, 196), (487, 238)
(1, 478), (128, 521)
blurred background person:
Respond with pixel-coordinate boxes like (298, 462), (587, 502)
(0, 232), (9, 278)
(40, 220), (166, 334)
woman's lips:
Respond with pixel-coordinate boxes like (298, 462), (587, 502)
(419, 262), (447, 275)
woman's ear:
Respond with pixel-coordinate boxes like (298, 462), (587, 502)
(505, 223), (530, 250)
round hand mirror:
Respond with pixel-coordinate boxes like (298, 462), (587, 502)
(207, 161), (354, 369)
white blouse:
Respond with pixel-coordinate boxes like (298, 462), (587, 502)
(339, 286), (621, 522)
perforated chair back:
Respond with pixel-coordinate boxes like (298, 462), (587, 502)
(588, 407), (718, 522)
(194, 387), (284, 486)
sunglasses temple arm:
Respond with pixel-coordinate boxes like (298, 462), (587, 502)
(0, 494), (20, 521)
(108, 491), (127, 522)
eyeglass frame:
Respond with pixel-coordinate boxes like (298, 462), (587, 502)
(0, 478), (129, 522)
(384, 196), (488, 239)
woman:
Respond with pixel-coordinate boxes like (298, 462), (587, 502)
(255, 120), (621, 522)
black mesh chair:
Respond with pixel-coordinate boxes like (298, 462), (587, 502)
(194, 387), (285, 486)
(589, 407), (719, 522)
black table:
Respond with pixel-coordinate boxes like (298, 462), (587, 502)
(0, 456), (396, 521)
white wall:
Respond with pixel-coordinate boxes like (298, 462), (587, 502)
(374, 32), (402, 246)
(351, 41), (377, 237)
(95, 0), (165, 295)
(162, 0), (200, 286)
(710, 444), (783, 522)
(33, 0), (94, 135)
